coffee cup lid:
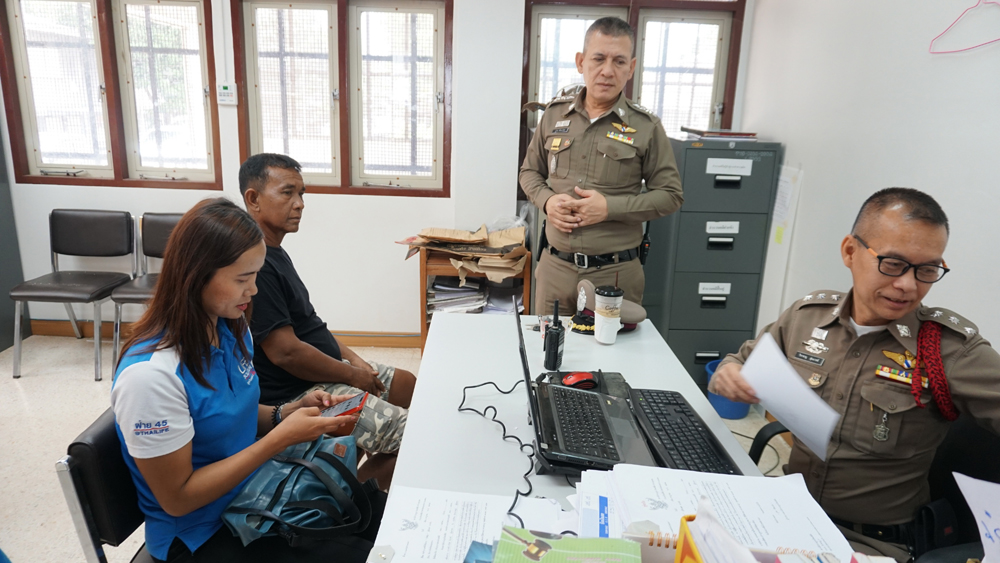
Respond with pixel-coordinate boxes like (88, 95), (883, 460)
(595, 285), (624, 297)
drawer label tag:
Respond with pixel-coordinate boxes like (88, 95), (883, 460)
(698, 282), (731, 295)
(706, 221), (740, 234)
(706, 158), (753, 176)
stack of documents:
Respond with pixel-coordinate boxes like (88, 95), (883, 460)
(428, 277), (487, 316)
(483, 287), (523, 314)
(575, 464), (853, 563)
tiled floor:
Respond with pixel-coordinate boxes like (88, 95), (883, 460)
(0, 335), (788, 562)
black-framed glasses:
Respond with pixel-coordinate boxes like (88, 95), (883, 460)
(853, 235), (950, 283)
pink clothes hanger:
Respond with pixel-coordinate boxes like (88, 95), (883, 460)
(929, 0), (1000, 54)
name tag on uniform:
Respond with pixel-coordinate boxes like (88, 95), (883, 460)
(555, 120), (571, 128)
(794, 351), (825, 366)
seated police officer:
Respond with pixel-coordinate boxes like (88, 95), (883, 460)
(710, 188), (1000, 561)
(239, 153), (416, 488)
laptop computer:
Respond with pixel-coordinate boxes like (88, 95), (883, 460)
(515, 309), (657, 472)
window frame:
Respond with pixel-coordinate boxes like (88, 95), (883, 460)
(0, 0), (224, 189)
(243, 1), (342, 186)
(5, 0), (115, 177)
(232, 0), (453, 198)
(518, 0), (745, 199)
(633, 9), (733, 134)
(115, 0), (217, 182)
(526, 4), (628, 130)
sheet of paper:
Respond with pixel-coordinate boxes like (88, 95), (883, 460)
(507, 497), (568, 535)
(687, 497), (759, 563)
(611, 465), (852, 563)
(577, 470), (625, 538)
(377, 486), (511, 563)
(740, 333), (840, 460)
(954, 472), (1000, 563)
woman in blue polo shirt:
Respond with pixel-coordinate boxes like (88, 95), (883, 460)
(112, 198), (363, 563)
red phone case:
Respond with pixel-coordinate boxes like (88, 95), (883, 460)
(324, 392), (368, 417)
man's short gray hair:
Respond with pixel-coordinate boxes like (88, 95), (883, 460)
(584, 17), (635, 56)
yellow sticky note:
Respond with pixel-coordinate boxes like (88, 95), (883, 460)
(775, 226), (785, 244)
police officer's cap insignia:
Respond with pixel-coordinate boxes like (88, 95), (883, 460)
(965, 327), (977, 335)
(883, 349), (918, 369)
(831, 294), (841, 301)
(949, 316), (960, 324)
(808, 373), (823, 387)
(896, 324), (911, 338)
(802, 339), (829, 354)
(803, 294), (814, 301)
(931, 310), (943, 317)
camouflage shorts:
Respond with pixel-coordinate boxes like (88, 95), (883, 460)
(297, 360), (408, 454)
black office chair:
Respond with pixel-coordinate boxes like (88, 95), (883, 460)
(9, 210), (135, 381)
(750, 414), (998, 562)
(56, 408), (152, 563)
(110, 213), (182, 368)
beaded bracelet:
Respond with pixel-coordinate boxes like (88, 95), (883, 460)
(271, 402), (286, 427)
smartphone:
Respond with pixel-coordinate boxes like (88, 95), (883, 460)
(320, 392), (368, 418)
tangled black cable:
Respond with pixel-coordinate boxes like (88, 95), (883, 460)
(458, 380), (537, 524)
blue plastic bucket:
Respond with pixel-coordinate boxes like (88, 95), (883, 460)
(705, 359), (750, 420)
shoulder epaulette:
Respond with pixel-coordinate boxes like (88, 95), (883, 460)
(792, 290), (845, 310)
(546, 95), (575, 107)
(918, 307), (979, 339)
(625, 98), (657, 118)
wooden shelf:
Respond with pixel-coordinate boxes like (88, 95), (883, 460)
(419, 248), (532, 349)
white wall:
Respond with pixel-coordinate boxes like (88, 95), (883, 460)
(741, 0), (1000, 340)
(3, 0), (526, 334)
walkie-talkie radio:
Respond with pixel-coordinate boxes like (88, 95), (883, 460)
(543, 300), (565, 371)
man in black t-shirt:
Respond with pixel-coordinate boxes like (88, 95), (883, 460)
(240, 153), (415, 486)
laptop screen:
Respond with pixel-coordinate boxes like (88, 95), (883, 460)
(514, 305), (543, 431)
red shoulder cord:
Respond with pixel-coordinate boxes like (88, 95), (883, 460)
(912, 321), (959, 421)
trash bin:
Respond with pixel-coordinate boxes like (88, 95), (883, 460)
(705, 359), (750, 419)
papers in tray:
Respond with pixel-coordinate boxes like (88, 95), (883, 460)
(577, 465), (852, 563)
(374, 487), (575, 563)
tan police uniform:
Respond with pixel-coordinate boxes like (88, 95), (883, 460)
(519, 87), (683, 316)
(718, 290), (1000, 560)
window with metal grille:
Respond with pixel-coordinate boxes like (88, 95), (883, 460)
(247, 5), (338, 180)
(635, 11), (731, 135)
(527, 6), (626, 128)
(1, 0), (222, 187)
(349, 2), (443, 189)
(7, 0), (112, 176)
(119, 1), (212, 177)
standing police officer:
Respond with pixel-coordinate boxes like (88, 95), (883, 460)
(520, 17), (683, 316)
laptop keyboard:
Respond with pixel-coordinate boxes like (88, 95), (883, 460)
(551, 386), (620, 461)
(632, 389), (739, 475)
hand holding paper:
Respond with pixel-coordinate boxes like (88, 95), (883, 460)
(954, 472), (1000, 563)
(740, 333), (840, 460)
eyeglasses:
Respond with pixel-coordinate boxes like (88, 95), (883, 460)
(852, 235), (950, 283)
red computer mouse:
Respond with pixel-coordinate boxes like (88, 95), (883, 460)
(562, 371), (597, 390)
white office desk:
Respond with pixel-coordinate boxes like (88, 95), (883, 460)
(391, 313), (761, 509)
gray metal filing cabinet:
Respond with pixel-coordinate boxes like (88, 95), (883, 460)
(644, 138), (783, 392)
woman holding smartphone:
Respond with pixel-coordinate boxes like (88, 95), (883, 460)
(112, 198), (366, 563)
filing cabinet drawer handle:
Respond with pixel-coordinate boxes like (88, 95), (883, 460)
(694, 351), (721, 364)
(714, 175), (742, 188)
(700, 295), (727, 308)
(707, 236), (735, 250)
